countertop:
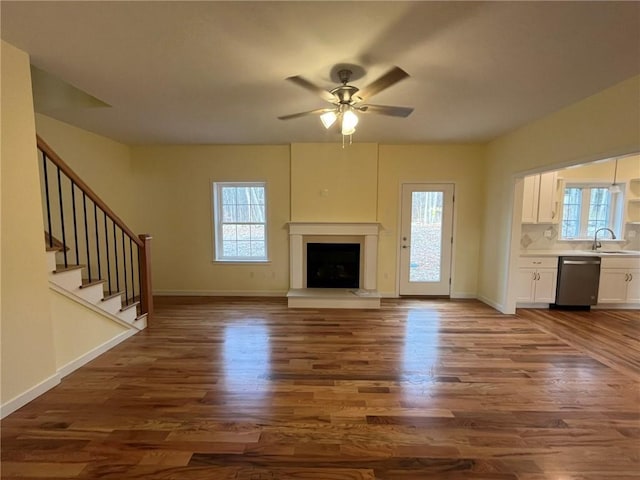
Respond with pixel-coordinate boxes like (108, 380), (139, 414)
(520, 249), (640, 257)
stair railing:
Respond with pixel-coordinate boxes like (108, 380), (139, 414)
(37, 135), (153, 320)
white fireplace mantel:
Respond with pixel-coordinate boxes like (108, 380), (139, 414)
(288, 222), (381, 237)
(288, 222), (380, 291)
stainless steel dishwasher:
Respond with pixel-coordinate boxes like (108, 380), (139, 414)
(552, 256), (601, 309)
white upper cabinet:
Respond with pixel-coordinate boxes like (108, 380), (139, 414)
(522, 172), (558, 224)
(522, 175), (540, 224)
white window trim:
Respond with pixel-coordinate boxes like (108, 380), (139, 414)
(559, 182), (624, 240)
(212, 181), (269, 263)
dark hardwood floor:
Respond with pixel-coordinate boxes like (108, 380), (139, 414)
(2, 297), (638, 479)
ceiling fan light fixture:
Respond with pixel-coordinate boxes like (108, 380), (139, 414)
(341, 109), (358, 135)
(279, 65), (412, 146)
(320, 111), (337, 129)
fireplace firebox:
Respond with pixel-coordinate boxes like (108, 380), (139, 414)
(306, 243), (360, 288)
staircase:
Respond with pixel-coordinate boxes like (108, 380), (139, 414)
(37, 135), (152, 326)
(46, 248), (144, 325)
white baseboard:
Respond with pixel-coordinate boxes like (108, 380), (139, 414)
(57, 329), (137, 379)
(516, 302), (551, 309)
(155, 290), (487, 302)
(0, 328), (138, 419)
(1, 286), (143, 419)
(477, 294), (505, 313)
(451, 292), (477, 299)
(154, 290), (288, 297)
(0, 373), (61, 419)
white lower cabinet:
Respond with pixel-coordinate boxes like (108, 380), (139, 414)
(516, 257), (558, 304)
(598, 258), (640, 304)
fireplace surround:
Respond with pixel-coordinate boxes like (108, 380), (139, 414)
(287, 222), (381, 308)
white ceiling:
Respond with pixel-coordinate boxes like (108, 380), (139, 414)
(2, 1), (639, 145)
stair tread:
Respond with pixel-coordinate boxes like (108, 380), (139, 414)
(120, 301), (140, 312)
(54, 264), (84, 273)
(81, 278), (106, 288)
(45, 232), (70, 252)
(102, 290), (124, 301)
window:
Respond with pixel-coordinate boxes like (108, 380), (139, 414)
(213, 182), (267, 261)
(560, 183), (623, 239)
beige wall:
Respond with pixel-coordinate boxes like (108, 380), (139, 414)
(50, 289), (129, 371)
(131, 142), (487, 297)
(35, 114), (136, 228)
(1, 41), (57, 405)
(480, 75), (640, 311)
(377, 145), (486, 296)
(291, 143), (378, 222)
(131, 145), (291, 294)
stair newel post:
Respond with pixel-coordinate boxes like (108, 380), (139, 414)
(138, 234), (153, 320)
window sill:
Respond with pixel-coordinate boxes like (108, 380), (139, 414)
(212, 259), (271, 265)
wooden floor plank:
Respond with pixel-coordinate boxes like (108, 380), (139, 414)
(1, 297), (638, 479)
(517, 307), (640, 380)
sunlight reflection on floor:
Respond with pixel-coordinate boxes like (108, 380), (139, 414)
(402, 311), (441, 401)
(223, 321), (271, 401)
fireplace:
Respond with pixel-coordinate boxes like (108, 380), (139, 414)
(306, 243), (360, 288)
(287, 222), (381, 308)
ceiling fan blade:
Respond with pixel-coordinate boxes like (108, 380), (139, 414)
(356, 66), (409, 101)
(359, 104), (414, 117)
(278, 108), (334, 120)
(285, 76), (337, 103)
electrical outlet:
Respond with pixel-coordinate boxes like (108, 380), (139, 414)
(543, 229), (552, 239)
(628, 230), (637, 238)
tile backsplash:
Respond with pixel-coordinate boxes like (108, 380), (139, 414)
(520, 223), (640, 251)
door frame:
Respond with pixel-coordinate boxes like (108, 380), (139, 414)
(396, 182), (457, 297)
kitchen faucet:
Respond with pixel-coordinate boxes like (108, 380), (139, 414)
(592, 227), (616, 251)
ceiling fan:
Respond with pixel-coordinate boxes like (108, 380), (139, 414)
(278, 66), (414, 141)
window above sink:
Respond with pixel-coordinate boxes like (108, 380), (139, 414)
(560, 183), (624, 240)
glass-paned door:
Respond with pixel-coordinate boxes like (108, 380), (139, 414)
(399, 184), (454, 295)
